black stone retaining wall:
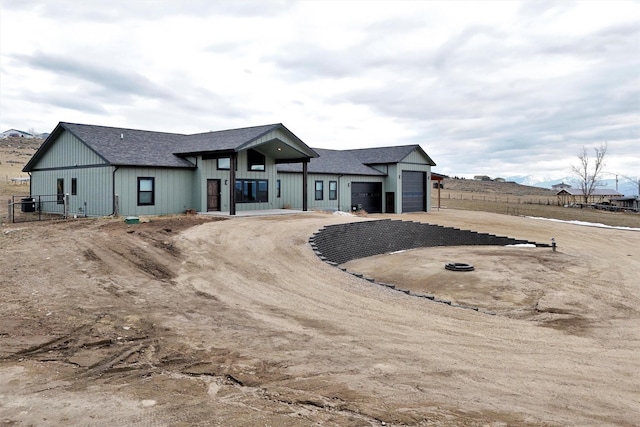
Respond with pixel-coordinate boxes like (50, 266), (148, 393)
(309, 219), (547, 265)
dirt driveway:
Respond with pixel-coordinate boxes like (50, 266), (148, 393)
(1, 210), (639, 426)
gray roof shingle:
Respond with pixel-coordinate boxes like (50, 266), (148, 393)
(24, 122), (301, 170)
(277, 144), (435, 176)
(174, 124), (282, 154)
(277, 148), (385, 175)
(346, 145), (419, 164)
(62, 123), (194, 168)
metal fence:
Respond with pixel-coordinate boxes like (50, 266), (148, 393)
(6, 193), (81, 223)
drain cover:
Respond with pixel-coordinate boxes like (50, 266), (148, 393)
(445, 262), (475, 272)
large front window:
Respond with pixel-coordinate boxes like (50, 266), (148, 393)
(235, 179), (268, 203)
(137, 177), (155, 206)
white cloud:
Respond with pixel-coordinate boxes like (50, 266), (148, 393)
(1, 0), (638, 179)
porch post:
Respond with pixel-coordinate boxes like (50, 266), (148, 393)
(230, 153), (237, 215)
(302, 161), (308, 212)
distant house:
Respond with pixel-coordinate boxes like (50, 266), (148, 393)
(474, 175), (491, 181)
(493, 177), (506, 183)
(610, 197), (639, 212)
(556, 188), (624, 205)
(23, 122), (436, 217)
(1, 129), (35, 139)
(552, 182), (572, 190)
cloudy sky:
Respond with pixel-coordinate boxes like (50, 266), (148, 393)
(1, 0), (638, 181)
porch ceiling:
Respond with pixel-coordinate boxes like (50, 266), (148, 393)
(253, 137), (314, 161)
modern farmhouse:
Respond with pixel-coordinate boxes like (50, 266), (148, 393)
(22, 122), (436, 217)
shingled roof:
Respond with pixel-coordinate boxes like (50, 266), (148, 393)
(24, 122), (314, 171)
(277, 148), (385, 175)
(346, 145), (435, 166)
(277, 144), (434, 176)
(174, 124), (289, 155)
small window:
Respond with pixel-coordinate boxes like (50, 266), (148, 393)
(217, 158), (230, 170)
(315, 180), (324, 200)
(276, 179), (281, 198)
(329, 181), (337, 200)
(137, 177), (155, 206)
(247, 149), (265, 171)
(71, 178), (77, 196)
(57, 178), (64, 204)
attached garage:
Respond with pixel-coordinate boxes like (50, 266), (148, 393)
(351, 182), (382, 213)
(402, 170), (426, 212)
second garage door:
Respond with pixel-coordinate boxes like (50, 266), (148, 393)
(402, 171), (426, 212)
(351, 182), (382, 213)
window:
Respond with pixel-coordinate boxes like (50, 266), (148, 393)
(235, 179), (268, 203)
(217, 158), (230, 170)
(71, 178), (77, 196)
(276, 179), (281, 198)
(57, 178), (64, 204)
(329, 181), (337, 200)
(247, 149), (265, 171)
(137, 177), (155, 206)
(315, 180), (324, 200)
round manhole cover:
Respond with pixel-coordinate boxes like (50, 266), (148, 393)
(445, 262), (475, 272)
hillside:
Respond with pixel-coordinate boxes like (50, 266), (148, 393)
(0, 137), (42, 197)
(441, 177), (557, 196)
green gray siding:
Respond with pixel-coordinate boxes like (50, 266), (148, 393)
(278, 173), (385, 212)
(31, 130), (105, 169)
(115, 167), (194, 216)
(30, 166), (113, 216)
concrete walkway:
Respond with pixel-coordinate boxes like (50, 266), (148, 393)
(198, 209), (308, 217)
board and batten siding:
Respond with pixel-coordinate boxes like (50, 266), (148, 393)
(114, 167), (194, 216)
(278, 172), (385, 212)
(28, 130), (114, 216)
(30, 166), (114, 216)
(195, 151), (280, 212)
(32, 130), (106, 169)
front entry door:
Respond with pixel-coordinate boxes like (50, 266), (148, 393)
(207, 179), (221, 211)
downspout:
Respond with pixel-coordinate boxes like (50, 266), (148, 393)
(337, 175), (343, 212)
(27, 172), (32, 195)
(111, 166), (119, 215)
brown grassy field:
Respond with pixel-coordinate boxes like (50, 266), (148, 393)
(433, 178), (640, 229)
(0, 137), (40, 199)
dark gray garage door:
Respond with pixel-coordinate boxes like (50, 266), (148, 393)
(351, 182), (382, 213)
(402, 171), (426, 212)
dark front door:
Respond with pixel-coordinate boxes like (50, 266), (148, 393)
(385, 192), (395, 213)
(207, 179), (221, 211)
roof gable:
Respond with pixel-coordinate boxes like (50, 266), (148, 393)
(24, 122), (318, 171)
(346, 145), (436, 166)
(557, 188), (624, 196)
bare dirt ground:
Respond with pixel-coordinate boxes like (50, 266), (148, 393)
(1, 210), (639, 426)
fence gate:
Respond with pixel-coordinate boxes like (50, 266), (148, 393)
(6, 193), (77, 223)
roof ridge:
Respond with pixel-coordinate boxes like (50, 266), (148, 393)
(188, 123), (281, 137)
(62, 122), (188, 136)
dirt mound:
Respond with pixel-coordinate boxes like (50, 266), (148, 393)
(1, 211), (639, 426)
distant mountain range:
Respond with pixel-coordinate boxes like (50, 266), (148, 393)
(506, 175), (639, 197)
